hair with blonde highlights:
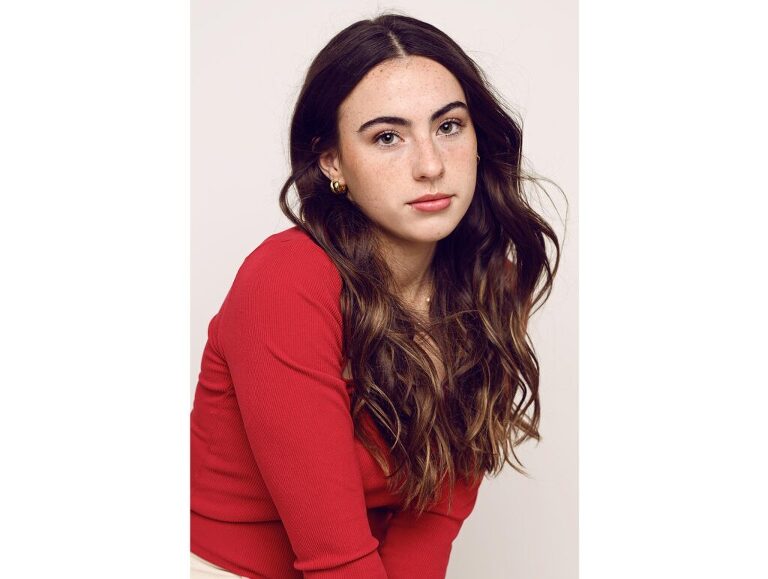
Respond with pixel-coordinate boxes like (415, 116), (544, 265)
(278, 12), (563, 515)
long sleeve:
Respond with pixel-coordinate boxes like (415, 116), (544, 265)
(379, 474), (482, 578)
(215, 238), (388, 579)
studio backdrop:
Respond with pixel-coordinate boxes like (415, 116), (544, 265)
(191, 2), (578, 577)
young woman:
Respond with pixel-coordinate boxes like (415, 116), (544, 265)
(191, 12), (561, 579)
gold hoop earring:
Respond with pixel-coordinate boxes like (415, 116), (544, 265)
(330, 179), (347, 194)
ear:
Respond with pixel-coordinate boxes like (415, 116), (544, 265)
(317, 148), (344, 182)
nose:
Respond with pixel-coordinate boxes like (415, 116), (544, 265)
(412, 137), (445, 181)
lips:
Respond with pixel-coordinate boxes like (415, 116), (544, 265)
(408, 195), (453, 213)
(407, 193), (452, 204)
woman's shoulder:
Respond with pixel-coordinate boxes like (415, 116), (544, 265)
(215, 225), (345, 362)
(231, 225), (342, 294)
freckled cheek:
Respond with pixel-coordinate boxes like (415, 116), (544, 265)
(446, 138), (476, 159)
(352, 158), (403, 192)
(348, 171), (386, 198)
(345, 147), (390, 175)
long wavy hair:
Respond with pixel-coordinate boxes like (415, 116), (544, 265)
(278, 12), (563, 515)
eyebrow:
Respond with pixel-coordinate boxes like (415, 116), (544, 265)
(356, 100), (469, 133)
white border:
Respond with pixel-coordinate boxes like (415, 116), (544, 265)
(1, 2), (188, 575)
(581, 1), (767, 577)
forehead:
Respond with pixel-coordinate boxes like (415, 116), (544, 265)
(338, 56), (466, 126)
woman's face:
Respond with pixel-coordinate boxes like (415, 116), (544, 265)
(319, 56), (478, 250)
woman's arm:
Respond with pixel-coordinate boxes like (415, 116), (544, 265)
(216, 237), (388, 579)
(378, 475), (482, 579)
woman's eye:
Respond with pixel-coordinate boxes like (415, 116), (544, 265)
(439, 120), (463, 135)
(375, 131), (400, 146)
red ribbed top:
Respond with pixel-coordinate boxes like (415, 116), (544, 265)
(191, 226), (482, 578)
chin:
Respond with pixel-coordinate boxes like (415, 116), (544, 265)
(404, 223), (460, 244)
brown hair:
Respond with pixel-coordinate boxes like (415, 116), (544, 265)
(278, 12), (563, 515)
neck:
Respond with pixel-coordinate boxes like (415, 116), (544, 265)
(377, 235), (436, 306)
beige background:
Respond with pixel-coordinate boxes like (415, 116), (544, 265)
(191, 1), (578, 577)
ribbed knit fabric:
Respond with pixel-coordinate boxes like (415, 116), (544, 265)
(191, 226), (482, 579)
